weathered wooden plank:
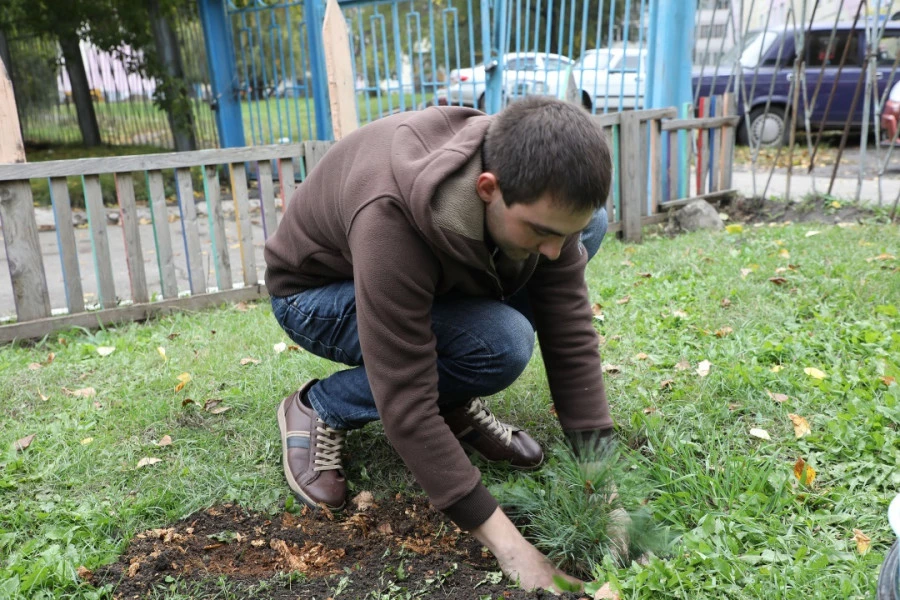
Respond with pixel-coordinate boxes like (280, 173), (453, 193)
(639, 121), (649, 217)
(668, 132), (678, 202)
(709, 96), (722, 192)
(618, 111), (642, 243)
(591, 112), (622, 128)
(303, 140), (332, 175)
(0, 284), (269, 343)
(257, 160), (278, 240)
(229, 162), (257, 286)
(49, 177), (85, 314)
(0, 181), (51, 321)
(278, 158), (296, 211)
(175, 167), (206, 295)
(323, 0), (359, 140)
(658, 188), (738, 210)
(661, 115), (741, 132)
(82, 174), (116, 309)
(720, 93), (735, 191)
(697, 98), (710, 196)
(114, 173), (149, 304)
(0, 144), (306, 181)
(203, 165), (232, 292)
(649, 119), (662, 214)
(634, 107), (678, 122)
(146, 170), (179, 299)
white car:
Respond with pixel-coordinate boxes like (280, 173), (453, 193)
(573, 47), (647, 112)
(443, 52), (576, 109)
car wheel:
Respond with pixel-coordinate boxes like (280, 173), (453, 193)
(744, 105), (788, 148)
(878, 540), (899, 600)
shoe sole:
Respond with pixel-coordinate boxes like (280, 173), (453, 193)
(458, 440), (544, 471)
(277, 397), (346, 511)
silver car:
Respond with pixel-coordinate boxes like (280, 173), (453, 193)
(573, 47), (647, 112)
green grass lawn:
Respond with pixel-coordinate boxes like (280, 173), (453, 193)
(1, 221), (898, 599)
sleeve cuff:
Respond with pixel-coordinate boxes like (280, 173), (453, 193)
(441, 483), (498, 531)
(564, 428), (615, 460)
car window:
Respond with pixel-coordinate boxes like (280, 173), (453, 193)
(577, 53), (610, 70)
(508, 58), (537, 71)
(543, 58), (568, 71)
(623, 55), (642, 71)
(876, 32), (900, 67)
(806, 30), (861, 67)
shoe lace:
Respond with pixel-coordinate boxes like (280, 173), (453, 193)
(314, 418), (345, 472)
(466, 398), (513, 446)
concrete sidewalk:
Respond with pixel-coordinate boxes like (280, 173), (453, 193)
(731, 170), (900, 208)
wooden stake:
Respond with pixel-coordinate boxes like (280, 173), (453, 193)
(323, 0), (359, 140)
(0, 55), (24, 163)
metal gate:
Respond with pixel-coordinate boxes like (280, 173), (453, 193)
(202, 0), (679, 145)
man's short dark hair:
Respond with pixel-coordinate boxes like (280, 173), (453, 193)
(483, 96), (612, 213)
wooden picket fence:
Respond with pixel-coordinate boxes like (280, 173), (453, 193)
(0, 98), (736, 342)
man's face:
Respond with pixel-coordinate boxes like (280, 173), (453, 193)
(481, 184), (594, 262)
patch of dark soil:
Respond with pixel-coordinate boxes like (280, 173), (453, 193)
(92, 496), (587, 599)
(720, 194), (892, 225)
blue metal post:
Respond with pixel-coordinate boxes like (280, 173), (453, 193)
(646, 0), (695, 110)
(484, 0), (506, 114)
(305, 0), (334, 140)
(197, 0), (246, 148)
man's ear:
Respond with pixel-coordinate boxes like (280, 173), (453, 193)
(476, 172), (499, 204)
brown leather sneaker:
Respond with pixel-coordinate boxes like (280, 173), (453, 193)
(443, 398), (543, 469)
(277, 380), (347, 510)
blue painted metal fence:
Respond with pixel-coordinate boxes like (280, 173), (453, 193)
(199, 0), (695, 146)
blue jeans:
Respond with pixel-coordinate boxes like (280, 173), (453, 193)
(271, 208), (607, 430)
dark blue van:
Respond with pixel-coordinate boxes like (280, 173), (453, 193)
(693, 22), (900, 146)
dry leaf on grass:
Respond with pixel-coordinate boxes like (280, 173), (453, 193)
(591, 303), (604, 321)
(235, 301), (250, 312)
(675, 360), (691, 371)
(882, 376), (896, 386)
(805, 230), (821, 237)
(602, 364), (621, 374)
(779, 248), (790, 259)
(749, 428), (771, 440)
(740, 268), (752, 278)
(157, 435), (173, 447)
(157, 347), (167, 361)
(643, 406), (658, 414)
(240, 357), (260, 365)
(352, 491), (377, 511)
(788, 414), (811, 438)
(721, 298), (732, 307)
(136, 457), (162, 469)
(853, 529), (871, 555)
(15, 434), (36, 452)
(64, 387), (96, 398)
(273, 342), (287, 353)
(766, 390), (789, 403)
(771, 365), (784, 372)
(672, 310), (688, 318)
(696, 360), (711, 377)
(203, 398), (231, 414)
(659, 379), (674, 389)
(793, 457), (816, 486)
(769, 277), (788, 285)
(634, 352), (650, 361)
(866, 253), (896, 262)
(804, 367), (827, 380)
(80, 438), (93, 445)
(616, 296), (631, 305)
(174, 373), (191, 392)
(715, 327), (734, 337)
(96, 346), (115, 357)
(76, 565), (93, 581)
(28, 362), (42, 370)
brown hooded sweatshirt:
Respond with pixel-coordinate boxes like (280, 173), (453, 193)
(265, 106), (612, 530)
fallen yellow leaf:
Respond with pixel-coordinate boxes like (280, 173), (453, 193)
(740, 268), (752, 278)
(28, 362), (42, 370)
(793, 457), (816, 485)
(804, 367), (827, 380)
(157, 435), (173, 447)
(136, 457), (162, 468)
(672, 310), (689, 318)
(240, 357), (260, 365)
(157, 347), (167, 361)
(616, 296), (631, 305)
(882, 376), (896, 386)
(174, 372), (192, 393)
(96, 346), (116, 357)
(635, 352), (650, 361)
(866, 253), (895, 262)
(64, 387), (96, 398)
(725, 224), (744, 234)
(715, 326), (733, 337)
(80, 437), (93, 445)
(602, 364), (621, 374)
(805, 231), (821, 237)
(659, 379), (674, 389)
(779, 248), (790, 259)
(853, 529), (871, 555)
(770, 365), (784, 373)
(273, 342), (287, 353)
(593, 581), (620, 600)
(788, 413), (811, 438)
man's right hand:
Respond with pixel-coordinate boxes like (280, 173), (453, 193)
(470, 506), (582, 593)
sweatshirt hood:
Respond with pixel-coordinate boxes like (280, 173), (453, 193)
(390, 106), (492, 266)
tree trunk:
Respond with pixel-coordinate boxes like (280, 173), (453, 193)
(0, 29), (25, 147)
(148, 0), (197, 151)
(58, 31), (101, 146)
